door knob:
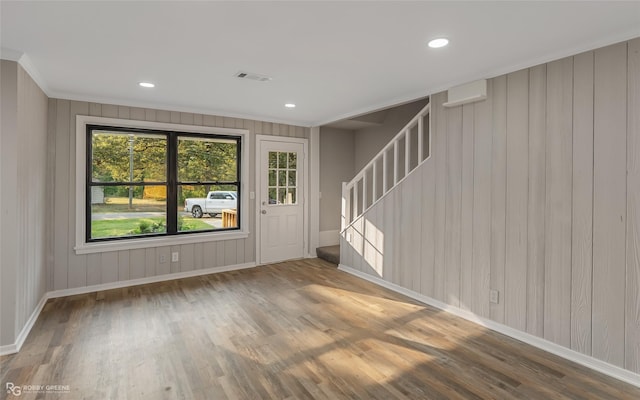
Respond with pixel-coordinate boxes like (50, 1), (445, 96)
(261, 210), (267, 214)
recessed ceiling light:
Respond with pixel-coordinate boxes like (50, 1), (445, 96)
(428, 38), (449, 48)
(138, 82), (155, 88)
(285, 103), (296, 108)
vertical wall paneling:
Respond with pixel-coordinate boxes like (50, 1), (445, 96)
(86, 253), (101, 286)
(593, 42), (627, 366)
(460, 104), (475, 311)
(102, 104), (118, 118)
(216, 241), (225, 268)
(420, 149), (436, 298)
(170, 245), (181, 274)
(194, 243), (204, 270)
(53, 99), (70, 290)
(101, 251), (118, 284)
(180, 244), (195, 272)
(505, 69), (529, 331)
(571, 51), (595, 355)
(527, 64), (547, 336)
(46, 99), (57, 290)
(401, 171), (421, 292)
(544, 57), (573, 347)
(145, 248), (156, 277)
(67, 101), (89, 289)
(444, 105), (463, 307)
(156, 247), (170, 276)
(130, 249), (146, 280)
(472, 80), (493, 318)
(626, 37), (640, 373)
(433, 92), (448, 302)
(118, 250), (130, 281)
(340, 39), (640, 376)
(490, 76), (507, 323)
(382, 193), (395, 283)
(130, 107), (145, 121)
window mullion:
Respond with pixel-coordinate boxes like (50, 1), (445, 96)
(167, 133), (178, 234)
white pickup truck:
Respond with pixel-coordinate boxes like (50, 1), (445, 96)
(184, 191), (237, 218)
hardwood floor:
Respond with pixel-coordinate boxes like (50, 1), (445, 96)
(1, 258), (638, 399)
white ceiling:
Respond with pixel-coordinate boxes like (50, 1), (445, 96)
(1, 1), (639, 127)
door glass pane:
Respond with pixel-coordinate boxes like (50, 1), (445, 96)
(269, 170), (276, 186)
(278, 170), (286, 186)
(278, 188), (287, 204)
(278, 152), (287, 168)
(269, 152), (277, 168)
(269, 188), (277, 204)
(287, 188), (296, 204)
(288, 171), (296, 186)
(288, 152), (297, 169)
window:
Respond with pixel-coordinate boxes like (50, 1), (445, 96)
(268, 151), (297, 205)
(85, 124), (243, 243)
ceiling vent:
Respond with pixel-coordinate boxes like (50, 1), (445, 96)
(234, 71), (272, 82)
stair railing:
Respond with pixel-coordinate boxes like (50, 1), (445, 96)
(341, 99), (431, 232)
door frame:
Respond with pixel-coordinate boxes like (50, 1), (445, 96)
(255, 134), (309, 265)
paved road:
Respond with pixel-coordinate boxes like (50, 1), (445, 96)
(92, 212), (223, 228)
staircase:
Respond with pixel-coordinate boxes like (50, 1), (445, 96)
(316, 245), (340, 265)
(341, 100), (431, 234)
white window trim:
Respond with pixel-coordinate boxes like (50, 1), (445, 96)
(75, 115), (250, 255)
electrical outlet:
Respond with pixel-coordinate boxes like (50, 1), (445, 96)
(490, 289), (499, 304)
(159, 254), (167, 263)
(171, 252), (179, 262)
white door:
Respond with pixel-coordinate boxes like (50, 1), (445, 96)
(258, 139), (305, 264)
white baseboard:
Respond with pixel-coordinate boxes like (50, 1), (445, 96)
(0, 295), (48, 356)
(0, 262), (256, 356)
(319, 230), (340, 247)
(338, 264), (640, 389)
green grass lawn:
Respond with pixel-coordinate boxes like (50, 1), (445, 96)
(92, 197), (166, 213)
(91, 217), (213, 238)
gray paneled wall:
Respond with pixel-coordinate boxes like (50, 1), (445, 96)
(341, 38), (640, 374)
(48, 99), (309, 291)
(0, 61), (48, 347)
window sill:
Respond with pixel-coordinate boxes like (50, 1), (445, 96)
(74, 230), (250, 255)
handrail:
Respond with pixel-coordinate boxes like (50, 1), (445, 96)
(341, 98), (431, 233)
(345, 102), (430, 187)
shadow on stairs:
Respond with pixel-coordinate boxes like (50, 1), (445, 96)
(316, 245), (340, 266)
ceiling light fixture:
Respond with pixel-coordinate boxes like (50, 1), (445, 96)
(428, 38), (449, 48)
(138, 82), (155, 88)
(285, 103), (296, 108)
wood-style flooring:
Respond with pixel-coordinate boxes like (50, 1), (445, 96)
(1, 258), (638, 399)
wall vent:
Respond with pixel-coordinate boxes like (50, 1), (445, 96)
(234, 71), (272, 82)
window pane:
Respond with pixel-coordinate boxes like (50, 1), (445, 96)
(269, 188), (277, 204)
(269, 152), (277, 168)
(278, 152), (287, 168)
(179, 184), (238, 232)
(287, 188), (297, 204)
(178, 137), (238, 182)
(278, 170), (286, 186)
(278, 188), (287, 204)
(90, 185), (167, 239)
(91, 131), (166, 183)
(269, 170), (276, 186)
(288, 152), (297, 169)
(288, 171), (296, 186)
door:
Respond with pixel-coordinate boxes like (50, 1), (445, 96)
(258, 139), (305, 264)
